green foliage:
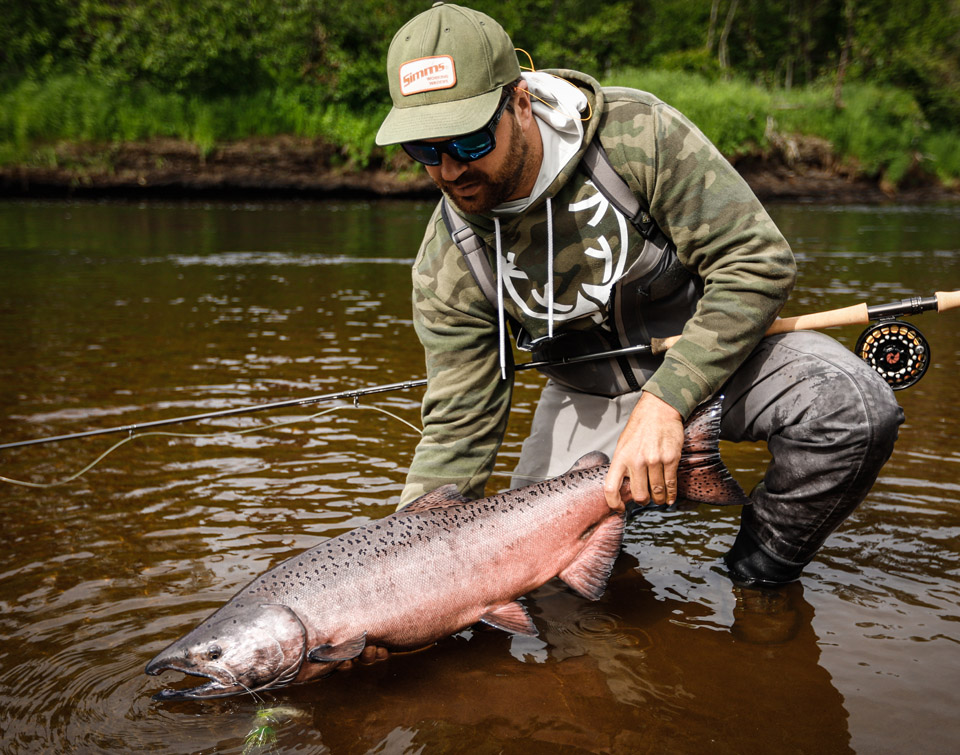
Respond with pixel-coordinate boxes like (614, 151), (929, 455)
(606, 68), (958, 187)
(1, 0), (958, 187)
(773, 83), (929, 183)
(70, 0), (282, 96)
(922, 131), (960, 188)
(844, 0), (960, 127)
(3, 0), (958, 128)
(651, 49), (724, 81)
(606, 69), (771, 156)
(0, 76), (385, 167)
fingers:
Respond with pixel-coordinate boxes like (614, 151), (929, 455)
(342, 645), (390, 671)
(358, 645), (389, 665)
(602, 462), (629, 511)
(606, 392), (684, 508)
(647, 448), (681, 505)
(605, 446), (681, 508)
(645, 462), (667, 506)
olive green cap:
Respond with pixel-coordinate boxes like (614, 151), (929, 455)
(376, 2), (521, 146)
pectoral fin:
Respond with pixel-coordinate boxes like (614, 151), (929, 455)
(558, 513), (625, 601)
(307, 633), (367, 663)
(480, 601), (538, 636)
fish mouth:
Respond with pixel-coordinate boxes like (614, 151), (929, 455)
(146, 661), (248, 701)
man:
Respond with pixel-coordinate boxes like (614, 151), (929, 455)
(375, 3), (903, 586)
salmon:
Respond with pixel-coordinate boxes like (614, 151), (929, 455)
(145, 397), (746, 700)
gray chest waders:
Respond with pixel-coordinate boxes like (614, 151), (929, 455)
(440, 139), (703, 397)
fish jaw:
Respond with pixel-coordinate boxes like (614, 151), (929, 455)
(146, 603), (307, 701)
(147, 665), (246, 701)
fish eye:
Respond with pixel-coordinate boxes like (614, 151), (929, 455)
(207, 644), (222, 660)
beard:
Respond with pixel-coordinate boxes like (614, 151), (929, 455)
(437, 117), (532, 215)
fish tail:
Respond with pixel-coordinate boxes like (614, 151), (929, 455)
(677, 396), (750, 506)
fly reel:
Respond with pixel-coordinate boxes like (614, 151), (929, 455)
(855, 320), (930, 390)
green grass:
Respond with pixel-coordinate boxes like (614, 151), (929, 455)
(604, 69), (773, 157)
(1, 71), (958, 188)
(922, 131), (960, 188)
(0, 75), (388, 167)
(605, 68), (951, 187)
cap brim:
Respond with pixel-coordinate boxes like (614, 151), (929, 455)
(376, 89), (503, 146)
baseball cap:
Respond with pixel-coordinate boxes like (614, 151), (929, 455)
(375, 2), (521, 146)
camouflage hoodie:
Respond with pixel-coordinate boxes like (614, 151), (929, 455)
(401, 69), (795, 505)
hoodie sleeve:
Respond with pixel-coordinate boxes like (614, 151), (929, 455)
(399, 205), (514, 507)
(600, 92), (796, 418)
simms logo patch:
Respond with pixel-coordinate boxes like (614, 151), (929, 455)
(399, 56), (456, 96)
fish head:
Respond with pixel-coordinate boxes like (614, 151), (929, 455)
(145, 603), (307, 701)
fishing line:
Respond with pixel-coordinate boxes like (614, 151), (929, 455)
(0, 403), (422, 489)
(2, 292), (956, 454)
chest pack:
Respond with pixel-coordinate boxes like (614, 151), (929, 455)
(440, 138), (703, 397)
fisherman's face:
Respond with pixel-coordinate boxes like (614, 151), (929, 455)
(423, 92), (534, 215)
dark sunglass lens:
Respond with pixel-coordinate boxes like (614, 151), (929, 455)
(402, 142), (442, 166)
(448, 131), (495, 162)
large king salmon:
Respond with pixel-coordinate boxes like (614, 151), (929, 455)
(145, 398), (747, 700)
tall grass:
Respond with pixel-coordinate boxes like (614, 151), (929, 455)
(607, 68), (957, 188)
(0, 76), (387, 167)
(1, 71), (958, 188)
(604, 69), (772, 157)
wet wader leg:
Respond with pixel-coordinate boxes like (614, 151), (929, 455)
(509, 382), (642, 488)
(719, 331), (904, 585)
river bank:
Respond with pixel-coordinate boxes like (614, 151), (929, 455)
(1, 135), (957, 204)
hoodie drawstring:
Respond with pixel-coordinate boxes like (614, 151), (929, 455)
(546, 197), (554, 339)
(494, 217), (507, 380)
(494, 199), (555, 381)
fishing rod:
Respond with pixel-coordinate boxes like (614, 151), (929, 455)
(1, 290), (957, 452)
(0, 343), (662, 452)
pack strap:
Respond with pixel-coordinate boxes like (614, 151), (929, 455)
(440, 198), (500, 306)
(440, 137), (669, 309)
(580, 140), (658, 240)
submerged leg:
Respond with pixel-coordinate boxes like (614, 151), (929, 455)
(720, 331), (904, 585)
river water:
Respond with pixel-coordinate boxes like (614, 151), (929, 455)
(0, 199), (958, 754)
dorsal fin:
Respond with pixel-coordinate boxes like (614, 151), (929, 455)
(566, 451), (610, 473)
(399, 484), (472, 514)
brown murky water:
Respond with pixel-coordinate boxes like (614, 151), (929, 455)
(0, 199), (958, 754)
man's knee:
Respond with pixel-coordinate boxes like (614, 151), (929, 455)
(816, 350), (903, 468)
(765, 331), (903, 461)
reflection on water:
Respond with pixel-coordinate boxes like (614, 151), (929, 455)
(0, 199), (958, 753)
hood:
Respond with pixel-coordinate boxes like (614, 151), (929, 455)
(453, 68), (606, 233)
(441, 69), (605, 380)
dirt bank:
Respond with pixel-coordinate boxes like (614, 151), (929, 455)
(1, 135), (956, 204)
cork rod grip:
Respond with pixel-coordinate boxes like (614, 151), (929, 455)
(650, 292), (958, 355)
(936, 290), (960, 313)
(650, 303), (871, 354)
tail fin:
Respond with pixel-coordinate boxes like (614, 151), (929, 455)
(678, 396), (750, 506)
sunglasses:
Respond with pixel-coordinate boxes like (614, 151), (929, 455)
(402, 90), (512, 166)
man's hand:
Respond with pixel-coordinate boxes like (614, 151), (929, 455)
(603, 392), (684, 510)
(340, 645), (390, 671)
